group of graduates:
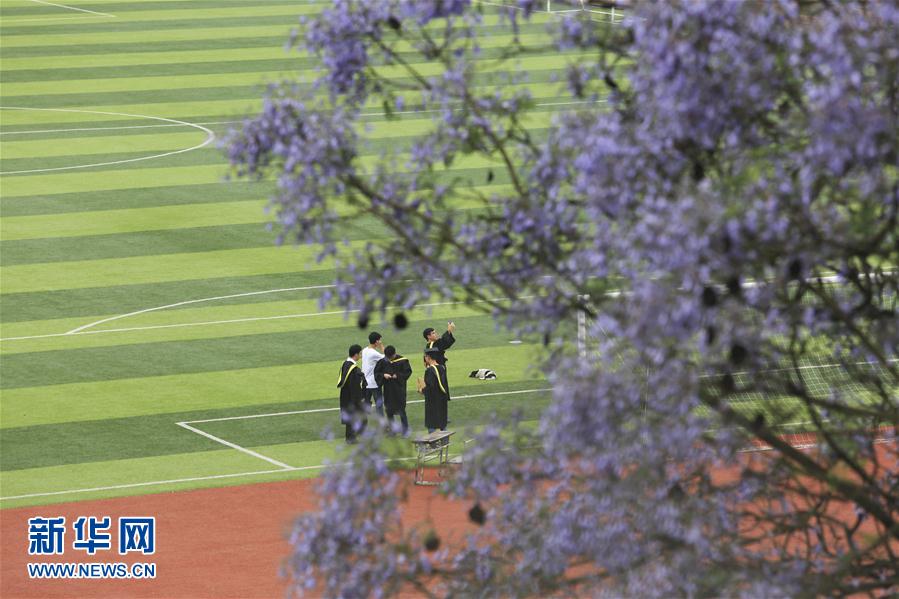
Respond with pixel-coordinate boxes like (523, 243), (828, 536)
(337, 322), (456, 443)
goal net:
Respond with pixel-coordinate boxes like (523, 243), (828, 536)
(545, 0), (627, 23)
(575, 279), (898, 445)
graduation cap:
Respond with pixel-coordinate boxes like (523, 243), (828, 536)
(469, 369), (497, 380)
(424, 347), (442, 357)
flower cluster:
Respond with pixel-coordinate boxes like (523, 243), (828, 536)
(231, 0), (899, 595)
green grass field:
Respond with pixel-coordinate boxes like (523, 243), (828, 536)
(0, 0), (593, 508)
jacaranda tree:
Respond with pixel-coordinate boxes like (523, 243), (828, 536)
(228, 0), (898, 596)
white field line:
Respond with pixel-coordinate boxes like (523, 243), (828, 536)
(1, 273), (882, 342)
(0, 467), (306, 502)
(2, 389), (891, 501)
(0, 457), (427, 502)
(0, 310), (344, 341)
(27, 0), (113, 17)
(0, 107), (214, 175)
(185, 387), (552, 424)
(0, 121), (242, 136)
(1, 388), (548, 501)
(62, 284), (337, 335)
(2, 291), (530, 342)
(0, 100), (600, 137)
(175, 422), (293, 470)
(4, 432), (893, 501)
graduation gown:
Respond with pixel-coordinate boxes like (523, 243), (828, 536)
(424, 330), (455, 366)
(337, 360), (365, 424)
(423, 363), (450, 430)
(374, 355), (412, 415)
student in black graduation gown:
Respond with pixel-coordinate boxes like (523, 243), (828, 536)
(374, 345), (412, 436)
(417, 348), (450, 433)
(338, 344), (366, 443)
(422, 322), (456, 367)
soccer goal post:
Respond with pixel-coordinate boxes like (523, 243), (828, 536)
(545, 0), (625, 23)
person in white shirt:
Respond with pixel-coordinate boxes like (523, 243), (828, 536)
(360, 331), (385, 416)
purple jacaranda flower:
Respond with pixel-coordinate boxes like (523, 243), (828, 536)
(231, 1), (899, 595)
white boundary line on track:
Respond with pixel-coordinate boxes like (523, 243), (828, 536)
(0, 388), (550, 501)
(0, 107), (214, 175)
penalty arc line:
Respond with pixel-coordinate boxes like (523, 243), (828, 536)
(2, 291), (535, 341)
(3, 273), (885, 342)
(0, 100), (601, 137)
(63, 284), (337, 336)
(0, 107), (214, 175)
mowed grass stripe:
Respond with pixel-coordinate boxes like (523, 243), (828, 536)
(0, 24), (302, 49)
(0, 296), (493, 353)
(0, 0), (310, 17)
(0, 130), (206, 160)
(0, 313), (506, 389)
(1, 47), (587, 87)
(1, 162), (231, 197)
(1, 32), (557, 72)
(0, 12), (319, 37)
(0, 183), (503, 245)
(0, 447), (288, 507)
(0, 1), (565, 506)
(0, 147), (224, 177)
(0, 243), (359, 294)
(1, 344), (543, 428)
(1, 387), (550, 472)
(0, 296), (352, 349)
(0, 35), (290, 59)
(0, 181), (269, 217)
(0, 142), (523, 196)
(0, 108), (558, 161)
(0, 270), (336, 323)
(1, 200), (267, 240)
(0, 164), (524, 216)
(0, 98), (266, 123)
(0, 71), (567, 111)
(0, 222), (278, 266)
(0, 210), (414, 266)
(0, 109), (561, 176)
(0, 12), (548, 46)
